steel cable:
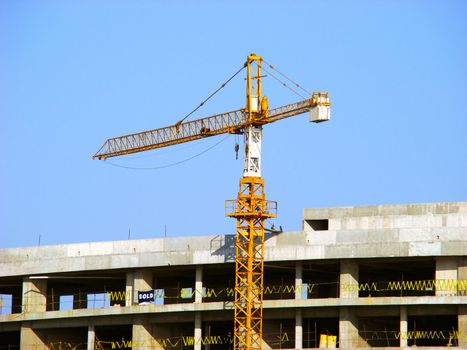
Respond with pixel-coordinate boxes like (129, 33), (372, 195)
(262, 58), (312, 96)
(261, 65), (307, 99)
(104, 135), (230, 170)
(177, 63), (246, 125)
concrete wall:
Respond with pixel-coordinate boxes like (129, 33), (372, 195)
(1, 203), (466, 277)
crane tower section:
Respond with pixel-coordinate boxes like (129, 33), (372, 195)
(227, 54), (271, 350)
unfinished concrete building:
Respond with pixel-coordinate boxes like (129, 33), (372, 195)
(1, 202), (466, 349)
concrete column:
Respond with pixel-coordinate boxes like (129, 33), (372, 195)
(399, 306), (408, 348)
(21, 324), (46, 349)
(458, 257), (467, 297)
(459, 305), (467, 348)
(22, 277), (47, 313)
(435, 257), (458, 296)
(126, 272), (134, 306)
(339, 260), (359, 298)
(195, 265), (203, 303)
(87, 325), (95, 350)
(295, 261), (303, 300)
(132, 317), (154, 350)
(339, 307), (362, 349)
(295, 308), (303, 349)
(133, 270), (153, 304)
(194, 311), (202, 350)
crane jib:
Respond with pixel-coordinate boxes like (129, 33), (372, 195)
(93, 98), (315, 160)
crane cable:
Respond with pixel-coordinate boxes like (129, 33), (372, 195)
(103, 63), (246, 169)
(262, 58), (312, 96)
(261, 66), (307, 100)
(103, 58), (307, 170)
(176, 63), (246, 125)
(104, 134), (230, 170)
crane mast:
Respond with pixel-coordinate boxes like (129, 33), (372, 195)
(225, 54), (271, 350)
(243, 54), (263, 177)
(93, 54), (331, 350)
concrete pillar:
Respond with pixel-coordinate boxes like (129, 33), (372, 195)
(133, 270), (153, 304)
(339, 260), (359, 298)
(435, 256), (458, 296)
(126, 272), (134, 306)
(399, 306), (408, 348)
(21, 324), (46, 349)
(194, 311), (202, 350)
(195, 265), (203, 303)
(132, 317), (154, 350)
(458, 257), (467, 297)
(22, 277), (47, 313)
(339, 307), (362, 349)
(295, 261), (303, 300)
(295, 308), (303, 349)
(87, 325), (95, 350)
(459, 305), (467, 348)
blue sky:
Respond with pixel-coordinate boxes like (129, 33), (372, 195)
(1, 0), (466, 248)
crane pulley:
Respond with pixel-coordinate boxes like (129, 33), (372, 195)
(93, 53), (330, 350)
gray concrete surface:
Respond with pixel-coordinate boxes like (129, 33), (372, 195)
(1, 202), (466, 349)
(1, 202), (466, 277)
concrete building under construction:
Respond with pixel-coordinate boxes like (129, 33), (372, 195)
(0, 201), (466, 349)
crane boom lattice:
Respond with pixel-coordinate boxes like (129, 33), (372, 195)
(93, 96), (329, 160)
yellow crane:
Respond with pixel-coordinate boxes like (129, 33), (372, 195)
(94, 53), (330, 350)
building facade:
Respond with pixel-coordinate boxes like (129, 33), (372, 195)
(0, 202), (466, 349)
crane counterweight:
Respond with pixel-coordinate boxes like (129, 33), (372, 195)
(310, 92), (331, 123)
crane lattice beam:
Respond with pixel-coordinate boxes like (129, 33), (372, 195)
(93, 98), (321, 160)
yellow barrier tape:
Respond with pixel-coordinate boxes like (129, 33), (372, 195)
(106, 279), (467, 302)
(46, 342), (87, 350)
(12, 279), (465, 311)
(18, 331), (466, 349)
(99, 332), (290, 349)
(368, 330), (466, 341)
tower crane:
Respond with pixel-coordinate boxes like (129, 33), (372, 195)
(93, 54), (330, 350)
